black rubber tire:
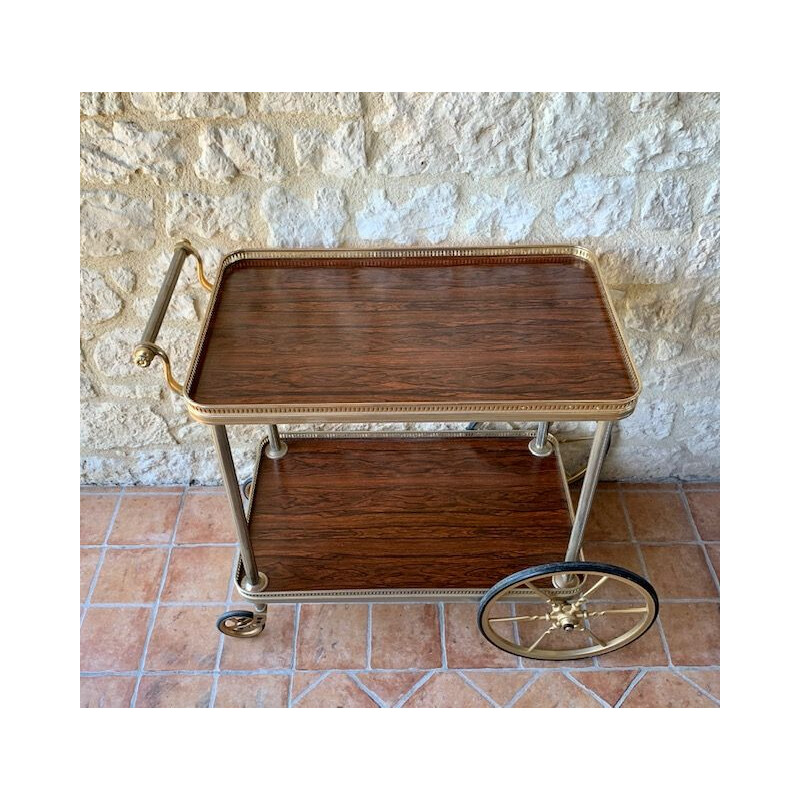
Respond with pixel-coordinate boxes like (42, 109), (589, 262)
(477, 561), (659, 660)
(216, 609), (255, 635)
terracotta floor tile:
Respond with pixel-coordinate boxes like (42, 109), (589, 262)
(680, 669), (720, 701)
(175, 494), (236, 543)
(444, 603), (519, 669)
(462, 670), (533, 706)
(160, 546), (235, 603)
(108, 495), (182, 545)
(578, 490), (630, 541)
(187, 485), (226, 493)
(596, 624), (668, 668)
(403, 672), (491, 708)
(136, 675), (214, 708)
(706, 544), (720, 582)
(81, 486), (119, 493)
(623, 492), (696, 542)
(80, 676), (136, 708)
(570, 670), (637, 706)
(371, 604), (442, 669)
(621, 671), (717, 707)
(293, 673), (378, 708)
(355, 672), (426, 707)
(220, 604), (295, 670)
(295, 604), (368, 670)
(659, 603), (720, 666)
(621, 482), (679, 492)
(686, 492), (720, 541)
(80, 549), (101, 602)
(640, 545), (718, 599)
(581, 544), (649, 600)
(682, 482), (720, 492)
(214, 675), (290, 708)
(91, 548), (168, 604)
(81, 495), (118, 544)
(291, 671), (325, 701)
(80, 607), (151, 672)
(146, 605), (224, 671)
(513, 672), (602, 707)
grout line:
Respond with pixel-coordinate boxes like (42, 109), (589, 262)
(81, 542), (238, 550)
(210, 549), (240, 708)
(289, 670), (329, 708)
(366, 603), (373, 670)
(80, 664), (721, 679)
(129, 487), (187, 708)
(438, 603), (447, 669)
(562, 670), (611, 707)
(457, 670), (500, 707)
(82, 492), (125, 624)
(673, 668), (720, 706)
(506, 671), (540, 707)
(288, 604), (300, 704)
(619, 491), (674, 667)
(349, 672), (384, 707)
(395, 670), (435, 708)
(679, 485), (721, 594)
(615, 668), (646, 707)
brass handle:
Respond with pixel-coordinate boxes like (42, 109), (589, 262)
(132, 239), (212, 394)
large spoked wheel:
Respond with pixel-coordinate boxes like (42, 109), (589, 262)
(478, 562), (658, 660)
(216, 610), (265, 638)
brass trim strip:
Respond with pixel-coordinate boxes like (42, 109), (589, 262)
(181, 244), (640, 423)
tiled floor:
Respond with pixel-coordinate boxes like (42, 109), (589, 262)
(80, 481), (720, 707)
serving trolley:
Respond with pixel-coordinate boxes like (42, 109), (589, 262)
(133, 242), (658, 660)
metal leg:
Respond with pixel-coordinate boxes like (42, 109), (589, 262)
(210, 424), (267, 592)
(564, 421), (614, 561)
(528, 421), (553, 457)
(265, 424), (288, 459)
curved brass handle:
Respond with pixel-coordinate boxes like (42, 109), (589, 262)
(132, 342), (184, 394)
(181, 239), (214, 292)
(132, 239), (212, 394)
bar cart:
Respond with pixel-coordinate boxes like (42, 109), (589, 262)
(133, 242), (658, 661)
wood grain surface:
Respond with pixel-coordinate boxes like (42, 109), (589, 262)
(249, 436), (573, 592)
(189, 254), (636, 409)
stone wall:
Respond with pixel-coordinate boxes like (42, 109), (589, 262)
(79, 92), (720, 484)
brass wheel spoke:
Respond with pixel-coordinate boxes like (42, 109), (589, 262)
(526, 624), (557, 653)
(579, 575), (609, 601)
(489, 614), (548, 623)
(584, 626), (608, 648)
(586, 607), (649, 617)
(522, 580), (553, 602)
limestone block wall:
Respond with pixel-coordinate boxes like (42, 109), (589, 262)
(79, 92), (720, 484)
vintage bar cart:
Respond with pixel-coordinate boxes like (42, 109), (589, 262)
(134, 242), (658, 660)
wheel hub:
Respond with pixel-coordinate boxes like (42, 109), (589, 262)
(550, 601), (583, 631)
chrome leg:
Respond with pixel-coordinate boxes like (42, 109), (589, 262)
(564, 421), (614, 561)
(528, 421), (553, 457)
(210, 424), (266, 591)
(265, 424), (288, 459)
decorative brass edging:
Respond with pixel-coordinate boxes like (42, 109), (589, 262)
(235, 430), (575, 603)
(180, 244), (641, 424)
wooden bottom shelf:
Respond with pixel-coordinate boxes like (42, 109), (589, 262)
(246, 434), (573, 597)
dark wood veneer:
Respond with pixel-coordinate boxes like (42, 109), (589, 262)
(248, 437), (573, 592)
(189, 254), (636, 409)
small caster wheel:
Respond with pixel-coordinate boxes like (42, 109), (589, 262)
(216, 610), (265, 638)
(478, 561), (659, 660)
(242, 479), (253, 499)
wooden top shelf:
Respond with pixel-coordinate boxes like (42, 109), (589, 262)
(247, 434), (574, 599)
(184, 246), (639, 423)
